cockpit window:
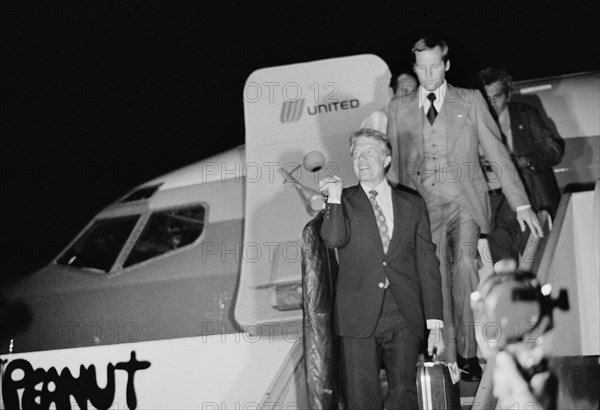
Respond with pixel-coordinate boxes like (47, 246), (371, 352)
(119, 184), (161, 203)
(57, 216), (140, 273)
(123, 205), (206, 267)
(56, 205), (206, 273)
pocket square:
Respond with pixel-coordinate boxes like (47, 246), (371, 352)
(457, 114), (464, 118)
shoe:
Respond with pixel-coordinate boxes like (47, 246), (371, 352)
(457, 355), (482, 382)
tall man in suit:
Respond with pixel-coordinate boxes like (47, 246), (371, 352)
(386, 37), (544, 381)
(478, 67), (563, 264)
(320, 128), (445, 409)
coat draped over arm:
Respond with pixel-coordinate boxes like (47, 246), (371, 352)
(301, 211), (344, 409)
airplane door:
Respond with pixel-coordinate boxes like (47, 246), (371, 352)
(235, 54), (391, 328)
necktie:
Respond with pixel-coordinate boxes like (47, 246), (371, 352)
(426, 92), (437, 125)
(369, 190), (390, 254)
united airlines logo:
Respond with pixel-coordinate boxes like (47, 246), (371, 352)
(280, 99), (305, 124)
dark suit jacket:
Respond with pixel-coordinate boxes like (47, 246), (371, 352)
(386, 85), (530, 233)
(507, 102), (562, 216)
(320, 184), (443, 339)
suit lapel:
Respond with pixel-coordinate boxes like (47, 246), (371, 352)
(349, 185), (413, 257)
(349, 186), (385, 255)
(387, 189), (413, 256)
(508, 103), (525, 155)
(445, 85), (471, 155)
(396, 93), (423, 155)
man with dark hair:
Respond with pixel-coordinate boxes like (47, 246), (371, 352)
(390, 71), (418, 97)
(386, 37), (543, 381)
(361, 71), (417, 132)
(478, 67), (563, 264)
(320, 128), (444, 409)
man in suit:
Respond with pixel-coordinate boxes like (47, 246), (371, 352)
(319, 128), (445, 409)
(386, 37), (544, 381)
(360, 70), (418, 132)
(478, 67), (563, 264)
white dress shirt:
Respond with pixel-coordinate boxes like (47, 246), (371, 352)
(360, 179), (394, 239)
(419, 81), (448, 115)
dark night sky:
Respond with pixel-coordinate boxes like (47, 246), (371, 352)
(3, 1), (599, 280)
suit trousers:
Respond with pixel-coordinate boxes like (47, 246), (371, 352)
(340, 288), (421, 410)
(427, 199), (480, 361)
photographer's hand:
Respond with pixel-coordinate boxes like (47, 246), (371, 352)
(493, 350), (541, 409)
(493, 343), (556, 410)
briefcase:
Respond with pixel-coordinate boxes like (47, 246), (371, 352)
(416, 355), (461, 410)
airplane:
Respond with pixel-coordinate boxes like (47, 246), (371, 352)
(1, 54), (598, 409)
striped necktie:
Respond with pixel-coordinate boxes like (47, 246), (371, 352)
(369, 190), (390, 254)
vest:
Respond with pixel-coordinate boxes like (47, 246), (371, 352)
(418, 105), (461, 205)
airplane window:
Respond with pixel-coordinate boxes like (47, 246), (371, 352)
(123, 205), (206, 267)
(119, 184), (161, 203)
(57, 216), (140, 273)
